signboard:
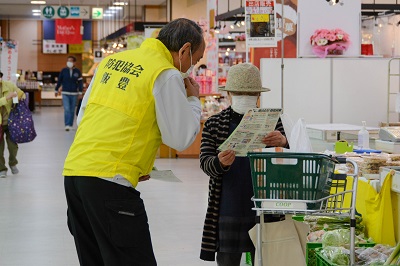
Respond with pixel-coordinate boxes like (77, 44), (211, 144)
(42, 40), (67, 54)
(69, 43), (84, 54)
(245, 0), (278, 47)
(55, 19), (82, 44)
(94, 49), (103, 63)
(92, 8), (103, 20)
(0, 41), (18, 83)
(41, 5), (90, 19)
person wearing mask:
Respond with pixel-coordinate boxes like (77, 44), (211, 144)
(55, 55), (83, 131)
(63, 18), (205, 265)
(199, 63), (289, 265)
(0, 72), (26, 178)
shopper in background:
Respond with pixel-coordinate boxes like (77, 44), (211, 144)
(0, 72), (26, 178)
(55, 55), (83, 131)
(63, 18), (205, 266)
(199, 63), (289, 265)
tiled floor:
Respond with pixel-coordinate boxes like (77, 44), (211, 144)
(0, 106), (213, 266)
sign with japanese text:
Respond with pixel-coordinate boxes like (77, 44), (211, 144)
(245, 0), (278, 47)
(42, 40), (67, 54)
(41, 5), (90, 19)
(55, 19), (82, 44)
(0, 41), (18, 84)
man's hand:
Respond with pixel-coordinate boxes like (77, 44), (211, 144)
(262, 131), (287, 147)
(139, 175), (150, 182)
(184, 76), (200, 98)
(218, 150), (236, 168)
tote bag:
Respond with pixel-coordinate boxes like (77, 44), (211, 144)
(8, 99), (37, 143)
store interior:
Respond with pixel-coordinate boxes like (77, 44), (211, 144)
(1, 0), (400, 265)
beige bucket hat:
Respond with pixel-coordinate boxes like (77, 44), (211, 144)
(219, 63), (270, 93)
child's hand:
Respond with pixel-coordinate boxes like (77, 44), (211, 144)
(218, 150), (236, 167)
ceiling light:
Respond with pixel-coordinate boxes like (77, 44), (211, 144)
(236, 21), (241, 27)
(32, 9), (41, 12)
(30, 1), (46, 4)
(241, 21), (245, 26)
(113, 2), (128, 5)
(230, 24), (235, 29)
(103, 14), (113, 17)
(109, 6), (123, 10)
(326, 0), (339, 6)
(32, 13), (41, 16)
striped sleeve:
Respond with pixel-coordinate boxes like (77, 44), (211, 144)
(199, 117), (229, 177)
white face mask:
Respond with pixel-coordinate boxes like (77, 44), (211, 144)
(180, 49), (194, 79)
(66, 62), (74, 68)
(231, 95), (258, 114)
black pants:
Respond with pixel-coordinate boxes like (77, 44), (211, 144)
(64, 176), (157, 266)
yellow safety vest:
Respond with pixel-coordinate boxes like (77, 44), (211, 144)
(63, 38), (175, 187)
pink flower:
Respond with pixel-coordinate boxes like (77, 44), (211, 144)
(310, 28), (350, 58)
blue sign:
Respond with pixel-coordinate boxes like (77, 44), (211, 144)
(70, 6), (80, 17)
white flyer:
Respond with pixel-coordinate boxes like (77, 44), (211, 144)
(218, 108), (282, 156)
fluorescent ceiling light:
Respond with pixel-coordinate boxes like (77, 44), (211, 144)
(31, 1), (46, 4)
(109, 6), (123, 10)
(113, 2), (128, 5)
(32, 13), (41, 16)
(105, 10), (117, 14)
(32, 9), (41, 12)
(103, 14), (113, 17)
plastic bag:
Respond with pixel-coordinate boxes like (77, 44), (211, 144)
(288, 118), (313, 152)
(364, 172), (396, 246)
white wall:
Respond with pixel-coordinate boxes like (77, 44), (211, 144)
(260, 58), (391, 127)
(9, 20), (38, 72)
(172, 0), (207, 21)
(297, 0), (361, 57)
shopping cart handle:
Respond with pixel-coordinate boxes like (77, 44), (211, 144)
(334, 156), (347, 164)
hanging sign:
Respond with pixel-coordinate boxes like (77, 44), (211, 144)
(41, 5), (90, 19)
(0, 41), (18, 83)
(245, 0), (278, 47)
(92, 8), (103, 20)
(55, 19), (82, 44)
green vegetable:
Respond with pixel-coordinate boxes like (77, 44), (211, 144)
(322, 231), (341, 247)
(384, 242), (400, 265)
(332, 253), (349, 265)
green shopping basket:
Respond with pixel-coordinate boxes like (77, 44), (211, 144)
(248, 152), (337, 210)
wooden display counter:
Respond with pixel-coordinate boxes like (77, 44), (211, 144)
(157, 121), (204, 158)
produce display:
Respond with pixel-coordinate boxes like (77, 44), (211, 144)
(317, 238), (400, 265)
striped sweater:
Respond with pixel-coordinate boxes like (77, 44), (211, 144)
(199, 107), (287, 261)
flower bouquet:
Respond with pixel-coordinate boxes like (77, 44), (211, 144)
(310, 29), (350, 58)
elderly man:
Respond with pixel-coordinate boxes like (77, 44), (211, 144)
(63, 18), (205, 265)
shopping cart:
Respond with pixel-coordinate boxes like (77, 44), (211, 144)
(247, 152), (359, 266)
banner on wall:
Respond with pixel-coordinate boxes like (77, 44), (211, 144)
(245, 0), (278, 47)
(0, 41), (19, 83)
(55, 19), (82, 44)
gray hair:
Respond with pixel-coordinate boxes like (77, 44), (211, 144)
(157, 18), (203, 53)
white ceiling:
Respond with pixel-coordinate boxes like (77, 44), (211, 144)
(0, 0), (166, 19)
